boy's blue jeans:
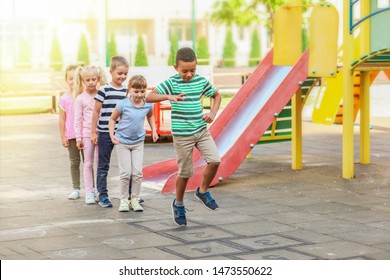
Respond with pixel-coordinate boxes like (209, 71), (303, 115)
(97, 132), (114, 199)
(97, 131), (132, 199)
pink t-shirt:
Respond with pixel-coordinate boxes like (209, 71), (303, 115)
(74, 91), (96, 141)
(58, 92), (76, 140)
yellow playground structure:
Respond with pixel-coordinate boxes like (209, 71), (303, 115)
(270, 0), (389, 179)
(312, 45), (390, 125)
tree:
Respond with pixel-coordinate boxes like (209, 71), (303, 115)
(167, 33), (179, 66)
(222, 28), (236, 67)
(247, 0), (284, 45)
(248, 0), (314, 45)
(249, 29), (261, 66)
(17, 37), (31, 68)
(211, 0), (258, 27)
(210, 0), (257, 67)
(135, 35), (148, 66)
(197, 36), (209, 65)
(211, 0), (314, 47)
(107, 32), (117, 61)
(50, 32), (63, 71)
(77, 33), (89, 65)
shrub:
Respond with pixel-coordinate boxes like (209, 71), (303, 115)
(17, 38), (31, 68)
(302, 26), (309, 52)
(107, 32), (117, 64)
(197, 36), (210, 65)
(50, 32), (63, 71)
(249, 29), (261, 66)
(168, 33), (179, 66)
(77, 33), (89, 66)
(222, 29), (236, 67)
(135, 35), (148, 66)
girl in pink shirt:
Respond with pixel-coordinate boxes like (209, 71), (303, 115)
(59, 65), (83, 200)
(74, 66), (107, 204)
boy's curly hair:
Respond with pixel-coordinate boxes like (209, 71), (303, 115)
(175, 47), (197, 65)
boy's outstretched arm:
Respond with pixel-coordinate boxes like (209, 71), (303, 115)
(203, 90), (221, 123)
(146, 90), (185, 103)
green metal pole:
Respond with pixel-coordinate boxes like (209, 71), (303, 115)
(105, 0), (109, 66)
(191, 0), (196, 51)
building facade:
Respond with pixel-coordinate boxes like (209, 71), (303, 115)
(0, 0), (269, 69)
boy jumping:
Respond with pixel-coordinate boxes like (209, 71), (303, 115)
(146, 47), (221, 226)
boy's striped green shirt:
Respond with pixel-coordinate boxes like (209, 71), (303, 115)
(155, 73), (216, 136)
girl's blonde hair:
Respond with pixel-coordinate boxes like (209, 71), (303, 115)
(126, 75), (147, 97)
(64, 64), (78, 81)
(110, 56), (129, 70)
(73, 66), (108, 99)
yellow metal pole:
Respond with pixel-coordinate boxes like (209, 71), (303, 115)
(360, 0), (371, 164)
(342, 0), (355, 179)
(292, 88), (302, 170)
(360, 71), (370, 163)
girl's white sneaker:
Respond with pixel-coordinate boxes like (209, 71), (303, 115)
(130, 197), (144, 212)
(119, 199), (129, 212)
(68, 190), (80, 200)
(85, 192), (95, 204)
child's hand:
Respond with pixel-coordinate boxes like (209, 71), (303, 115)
(152, 131), (159, 142)
(90, 132), (98, 144)
(169, 93), (186, 102)
(111, 135), (119, 145)
(61, 137), (69, 147)
(76, 140), (84, 150)
(202, 112), (217, 123)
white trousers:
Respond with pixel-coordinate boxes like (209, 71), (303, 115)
(115, 142), (144, 200)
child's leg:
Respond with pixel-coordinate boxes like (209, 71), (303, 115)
(130, 142), (144, 198)
(200, 163), (220, 192)
(173, 135), (195, 202)
(115, 143), (132, 200)
(97, 132), (114, 198)
(195, 129), (220, 192)
(83, 138), (96, 193)
(68, 139), (81, 190)
(176, 177), (189, 202)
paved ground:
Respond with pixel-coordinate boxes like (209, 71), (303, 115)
(0, 109), (389, 260)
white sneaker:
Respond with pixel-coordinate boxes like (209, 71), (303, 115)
(130, 197), (144, 212)
(68, 190), (80, 200)
(93, 188), (99, 202)
(85, 192), (95, 204)
(118, 199), (129, 212)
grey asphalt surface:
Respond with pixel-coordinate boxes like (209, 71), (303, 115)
(0, 109), (389, 260)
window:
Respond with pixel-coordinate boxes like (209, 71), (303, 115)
(169, 21), (192, 41)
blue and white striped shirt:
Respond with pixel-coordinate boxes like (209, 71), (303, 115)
(94, 83), (127, 132)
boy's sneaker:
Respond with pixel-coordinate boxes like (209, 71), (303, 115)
(195, 187), (219, 210)
(68, 190), (80, 200)
(85, 192), (95, 204)
(130, 197), (144, 212)
(118, 199), (129, 212)
(171, 200), (187, 226)
(99, 195), (113, 208)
